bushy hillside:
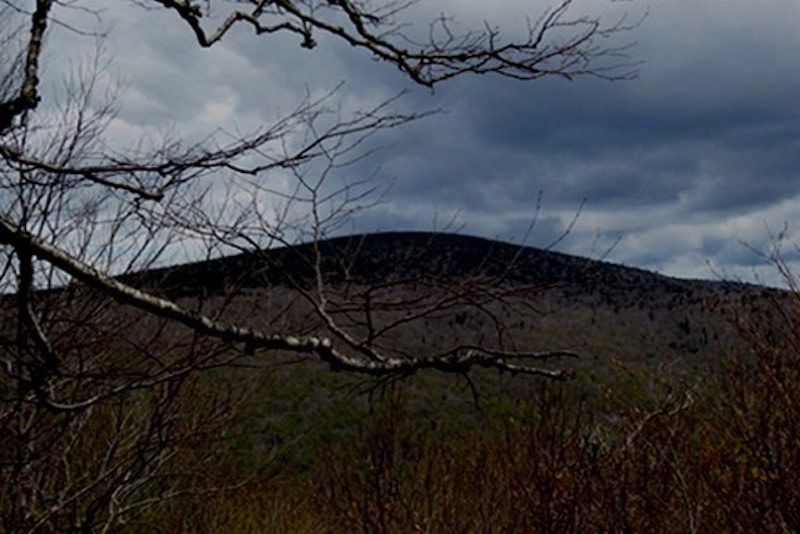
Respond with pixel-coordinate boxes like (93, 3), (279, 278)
(119, 231), (774, 364)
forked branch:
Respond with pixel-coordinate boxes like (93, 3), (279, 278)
(153, 0), (641, 86)
(0, 213), (571, 380)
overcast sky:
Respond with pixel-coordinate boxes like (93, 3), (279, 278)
(45, 1), (800, 285)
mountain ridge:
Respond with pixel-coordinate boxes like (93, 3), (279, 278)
(120, 231), (758, 299)
(111, 231), (784, 363)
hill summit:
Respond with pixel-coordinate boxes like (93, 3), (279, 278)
(122, 231), (734, 298)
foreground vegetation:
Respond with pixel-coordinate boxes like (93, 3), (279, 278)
(3, 285), (799, 532)
(136, 295), (797, 533)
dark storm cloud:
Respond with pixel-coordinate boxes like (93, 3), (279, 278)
(44, 0), (800, 283)
(405, 62), (800, 213)
(350, 0), (800, 282)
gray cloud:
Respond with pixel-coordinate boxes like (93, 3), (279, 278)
(39, 1), (800, 285)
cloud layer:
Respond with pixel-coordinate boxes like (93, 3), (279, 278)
(43, 1), (800, 285)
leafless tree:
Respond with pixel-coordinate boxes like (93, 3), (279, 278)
(0, 0), (638, 530)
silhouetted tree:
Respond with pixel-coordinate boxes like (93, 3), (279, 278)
(0, 1), (638, 529)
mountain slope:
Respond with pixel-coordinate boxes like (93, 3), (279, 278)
(122, 231), (745, 297)
(116, 231), (775, 365)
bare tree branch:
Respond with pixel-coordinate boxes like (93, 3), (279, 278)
(0, 213), (571, 380)
(0, 1), (638, 527)
(0, 0), (53, 132)
(150, 0), (641, 86)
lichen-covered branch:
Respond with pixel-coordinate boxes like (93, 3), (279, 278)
(0, 213), (571, 382)
(0, 0), (53, 132)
